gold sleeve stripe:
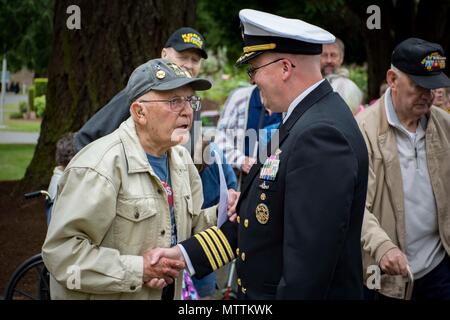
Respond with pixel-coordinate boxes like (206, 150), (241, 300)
(205, 228), (229, 264)
(243, 43), (276, 53)
(198, 231), (224, 269)
(211, 226), (234, 260)
(194, 234), (217, 271)
(208, 227), (233, 262)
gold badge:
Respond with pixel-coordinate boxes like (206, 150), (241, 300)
(255, 203), (269, 224)
(260, 193), (266, 201)
(156, 70), (166, 79)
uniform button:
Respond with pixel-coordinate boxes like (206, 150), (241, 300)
(244, 219), (249, 228)
(260, 193), (266, 201)
(237, 278), (242, 286)
(160, 230), (165, 236)
(241, 252), (246, 261)
(130, 285), (136, 291)
(134, 211), (140, 219)
(236, 248), (240, 256)
(237, 216), (240, 224)
(241, 287), (247, 294)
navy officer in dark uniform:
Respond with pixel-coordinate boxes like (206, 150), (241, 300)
(149, 9), (369, 300)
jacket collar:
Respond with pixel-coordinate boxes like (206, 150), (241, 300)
(118, 117), (186, 175)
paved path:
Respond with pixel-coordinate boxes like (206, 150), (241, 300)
(0, 131), (39, 144)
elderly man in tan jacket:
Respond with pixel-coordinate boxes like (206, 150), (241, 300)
(42, 59), (216, 300)
(356, 38), (450, 300)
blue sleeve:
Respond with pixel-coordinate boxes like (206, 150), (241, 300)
(222, 162), (237, 190)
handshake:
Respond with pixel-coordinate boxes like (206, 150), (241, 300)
(141, 189), (240, 289)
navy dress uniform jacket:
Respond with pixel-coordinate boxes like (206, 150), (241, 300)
(181, 80), (369, 299)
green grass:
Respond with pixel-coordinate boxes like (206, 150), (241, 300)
(0, 103), (41, 133)
(0, 117), (41, 132)
(0, 144), (36, 180)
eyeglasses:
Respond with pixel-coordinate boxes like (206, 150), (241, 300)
(247, 58), (296, 79)
(138, 96), (201, 113)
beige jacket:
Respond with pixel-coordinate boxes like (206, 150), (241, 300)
(356, 97), (450, 299)
(42, 117), (217, 300)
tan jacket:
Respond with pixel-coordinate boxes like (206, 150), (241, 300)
(356, 97), (450, 299)
(42, 117), (217, 300)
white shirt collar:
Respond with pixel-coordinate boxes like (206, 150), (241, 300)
(283, 79), (325, 123)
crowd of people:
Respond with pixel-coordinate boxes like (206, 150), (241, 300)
(41, 8), (450, 300)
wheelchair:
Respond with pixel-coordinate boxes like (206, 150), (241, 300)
(3, 191), (51, 300)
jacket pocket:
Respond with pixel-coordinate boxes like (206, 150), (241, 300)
(114, 197), (158, 248)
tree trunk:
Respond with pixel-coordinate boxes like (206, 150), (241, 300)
(20, 0), (196, 191)
(347, 0), (394, 101)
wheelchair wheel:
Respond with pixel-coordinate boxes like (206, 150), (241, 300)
(3, 254), (50, 300)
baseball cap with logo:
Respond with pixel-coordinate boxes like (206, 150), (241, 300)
(126, 58), (212, 105)
(391, 37), (450, 89)
(165, 27), (208, 59)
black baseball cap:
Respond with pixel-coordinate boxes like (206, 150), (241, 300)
(126, 58), (212, 105)
(392, 37), (450, 89)
(165, 27), (208, 59)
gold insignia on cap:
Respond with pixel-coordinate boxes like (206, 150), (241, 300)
(255, 203), (269, 224)
(156, 70), (166, 79)
(421, 52), (446, 71)
(243, 43), (276, 53)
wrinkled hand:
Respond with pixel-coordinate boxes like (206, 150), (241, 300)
(241, 156), (256, 174)
(227, 189), (240, 222)
(142, 247), (185, 289)
(379, 247), (409, 276)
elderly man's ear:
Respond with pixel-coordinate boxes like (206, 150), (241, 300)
(131, 102), (146, 123)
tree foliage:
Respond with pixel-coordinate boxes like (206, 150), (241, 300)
(0, 0), (54, 75)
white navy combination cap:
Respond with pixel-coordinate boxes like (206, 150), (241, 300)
(236, 9), (336, 65)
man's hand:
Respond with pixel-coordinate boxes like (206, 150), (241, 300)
(227, 189), (240, 222)
(142, 247), (185, 289)
(379, 247), (409, 276)
(241, 156), (256, 174)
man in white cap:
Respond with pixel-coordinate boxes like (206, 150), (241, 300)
(149, 9), (369, 299)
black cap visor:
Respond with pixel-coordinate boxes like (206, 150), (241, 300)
(235, 51), (264, 66)
(171, 43), (208, 59)
(409, 72), (450, 90)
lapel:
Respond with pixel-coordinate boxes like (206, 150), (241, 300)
(377, 96), (406, 250)
(239, 80), (333, 199)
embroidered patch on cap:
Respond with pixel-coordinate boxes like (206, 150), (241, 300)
(421, 52), (446, 71)
(181, 33), (203, 49)
(166, 62), (192, 78)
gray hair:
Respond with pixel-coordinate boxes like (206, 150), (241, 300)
(334, 38), (345, 60)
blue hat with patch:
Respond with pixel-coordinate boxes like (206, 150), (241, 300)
(236, 9), (335, 65)
(392, 38), (450, 89)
